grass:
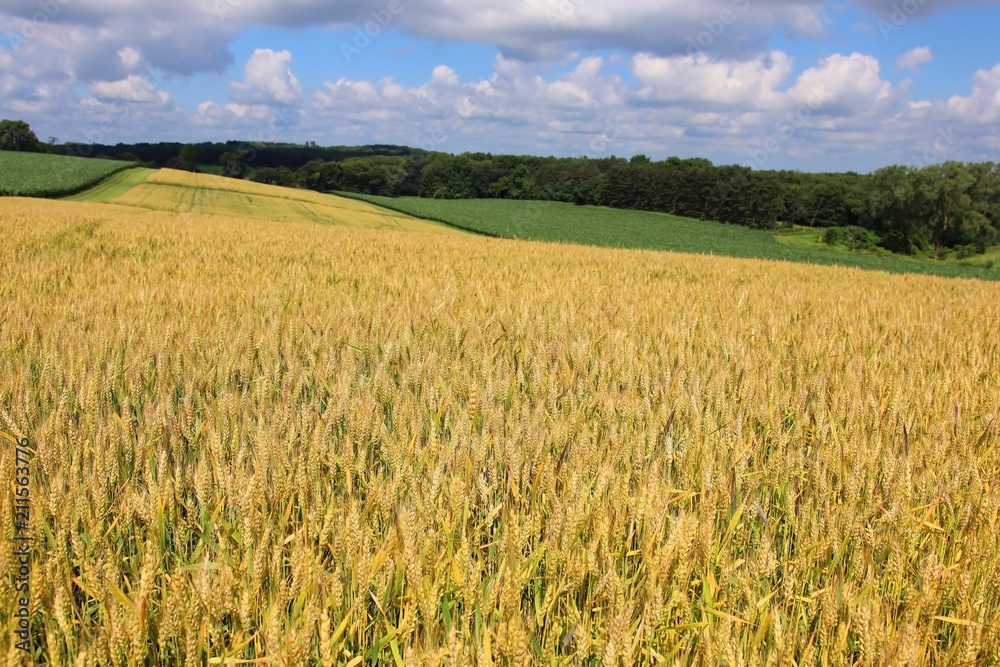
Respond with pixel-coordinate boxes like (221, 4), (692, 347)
(344, 194), (1000, 281)
(2, 194), (999, 664)
(0, 151), (139, 198)
(777, 225), (1000, 270)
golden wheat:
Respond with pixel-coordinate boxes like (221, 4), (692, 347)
(107, 169), (458, 232)
(1, 195), (998, 665)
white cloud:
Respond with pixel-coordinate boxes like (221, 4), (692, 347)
(299, 51), (900, 167)
(0, 71), (20, 95)
(0, 0), (989, 89)
(0, 0), (958, 76)
(308, 54), (626, 140)
(897, 46), (933, 71)
(941, 63), (1000, 124)
(787, 53), (894, 116)
(0, 14), (234, 81)
(0, 0), (997, 174)
(118, 46), (143, 71)
(630, 50), (898, 124)
(429, 65), (459, 87)
(88, 74), (170, 104)
(633, 52), (793, 111)
(231, 48), (303, 106)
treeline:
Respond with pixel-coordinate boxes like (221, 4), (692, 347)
(0, 119), (55, 152)
(59, 140), (420, 171)
(275, 152), (1000, 258)
(7, 114), (996, 258)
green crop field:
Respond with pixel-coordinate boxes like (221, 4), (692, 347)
(62, 167), (157, 202)
(0, 151), (138, 198)
(345, 194), (1000, 281)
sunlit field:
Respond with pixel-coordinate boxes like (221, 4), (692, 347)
(106, 169), (453, 232)
(1, 195), (998, 665)
(343, 193), (1000, 282)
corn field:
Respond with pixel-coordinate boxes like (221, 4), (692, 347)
(1, 197), (999, 665)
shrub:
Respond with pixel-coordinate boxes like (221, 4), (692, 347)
(824, 225), (879, 251)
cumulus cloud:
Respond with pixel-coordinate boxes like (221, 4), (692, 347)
(429, 64), (459, 87)
(629, 50), (898, 122)
(633, 51), (793, 111)
(2, 44), (985, 170)
(0, 0), (974, 77)
(787, 53), (894, 116)
(231, 48), (303, 106)
(941, 62), (1000, 124)
(2, 0), (779, 60)
(897, 46), (933, 71)
(309, 54), (627, 141)
(118, 46), (143, 71)
(0, 0), (997, 172)
(88, 74), (170, 104)
(302, 51), (895, 166)
(0, 13), (234, 80)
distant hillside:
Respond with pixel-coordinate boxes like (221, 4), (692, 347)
(0, 151), (138, 198)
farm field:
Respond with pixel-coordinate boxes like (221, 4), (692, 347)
(1, 193), (999, 664)
(63, 168), (157, 203)
(106, 169), (454, 232)
(775, 225), (1000, 270)
(345, 194), (1000, 281)
(0, 151), (138, 198)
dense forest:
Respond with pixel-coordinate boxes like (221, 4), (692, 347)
(5, 117), (996, 258)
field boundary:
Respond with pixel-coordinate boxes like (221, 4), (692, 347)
(331, 191), (504, 239)
(338, 192), (1000, 282)
(0, 151), (140, 198)
(62, 167), (157, 203)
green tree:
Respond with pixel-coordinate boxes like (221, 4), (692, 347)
(336, 157), (408, 196)
(316, 162), (345, 191)
(0, 119), (41, 152)
(487, 163), (536, 199)
(220, 149), (250, 179)
(296, 159), (325, 190)
(251, 166), (296, 187)
(179, 144), (205, 165)
(866, 166), (925, 254)
(966, 162), (1000, 251)
(163, 144), (206, 172)
(913, 162), (981, 259)
(164, 156), (200, 172)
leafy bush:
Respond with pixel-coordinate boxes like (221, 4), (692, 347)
(822, 227), (848, 246)
(955, 244), (981, 260)
(823, 225), (879, 251)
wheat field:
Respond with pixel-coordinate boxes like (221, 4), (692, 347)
(1, 196), (999, 666)
(105, 169), (455, 232)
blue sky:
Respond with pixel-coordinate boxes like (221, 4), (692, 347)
(1, 0), (998, 172)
